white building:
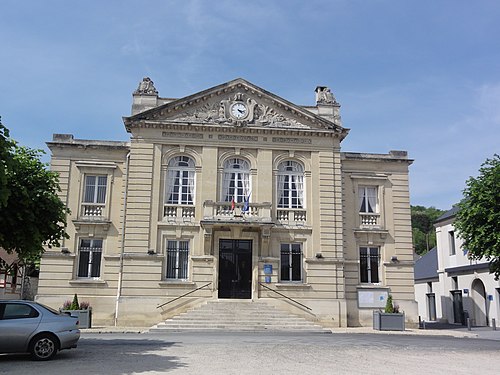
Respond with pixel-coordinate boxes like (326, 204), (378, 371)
(415, 207), (500, 326)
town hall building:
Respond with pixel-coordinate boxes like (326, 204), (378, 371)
(36, 78), (417, 327)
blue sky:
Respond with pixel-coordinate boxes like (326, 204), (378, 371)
(1, 0), (499, 210)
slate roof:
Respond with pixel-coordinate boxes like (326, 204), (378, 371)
(414, 247), (439, 283)
(434, 206), (459, 224)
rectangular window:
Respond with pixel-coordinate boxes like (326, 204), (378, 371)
(83, 175), (107, 204)
(166, 240), (189, 280)
(280, 243), (302, 282)
(358, 186), (378, 213)
(449, 231), (456, 255)
(360, 247), (380, 283)
(78, 239), (103, 278)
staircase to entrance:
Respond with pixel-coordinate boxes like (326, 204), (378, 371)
(150, 300), (330, 333)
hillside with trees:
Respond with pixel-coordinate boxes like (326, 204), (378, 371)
(411, 205), (445, 255)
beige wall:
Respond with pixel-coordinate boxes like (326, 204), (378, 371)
(342, 153), (417, 326)
(37, 82), (416, 328)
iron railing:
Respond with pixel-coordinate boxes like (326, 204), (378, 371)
(156, 282), (212, 310)
(259, 282), (312, 311)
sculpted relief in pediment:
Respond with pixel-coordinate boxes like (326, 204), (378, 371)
(170, 92), (310, 129)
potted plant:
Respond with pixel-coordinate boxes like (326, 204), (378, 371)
(373, 294), (405, 331)
(60, 294), (92, 328)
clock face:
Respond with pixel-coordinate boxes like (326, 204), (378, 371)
(230, 102), (248, 119)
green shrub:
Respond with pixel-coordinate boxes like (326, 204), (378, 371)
(69, 294), (80, 310)
(385, 295), (394, 313)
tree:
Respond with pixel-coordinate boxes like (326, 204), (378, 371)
(411, 205), (444, 255)
(454, 154), (500, 280)
(0, 120), (69, 262)
(0, 117), (14, 206)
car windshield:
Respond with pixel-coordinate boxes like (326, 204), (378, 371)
(35, 302), (62, 315)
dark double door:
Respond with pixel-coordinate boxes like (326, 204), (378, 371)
(218, 239), (252, 299)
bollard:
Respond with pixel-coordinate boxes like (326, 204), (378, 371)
(422, 320), (426, 330)
(493, 318), (497, 331)
(467, 317), (471, 331)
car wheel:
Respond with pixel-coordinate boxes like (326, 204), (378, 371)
(29, 333), (59, 361)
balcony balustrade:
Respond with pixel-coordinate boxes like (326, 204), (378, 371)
(276, 209), (307, 225)
(359, 212), (380, 227)
(203, 201), (272, 223)
(163, 204), (195, 222)
(80, 204), (105, 219)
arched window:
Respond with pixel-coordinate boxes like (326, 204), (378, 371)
(277, 161), (304, 208)
(222, 158), (251, 203)
(165, 156), (195, 205)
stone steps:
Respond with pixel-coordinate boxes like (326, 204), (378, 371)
(150, 300), (329, 333)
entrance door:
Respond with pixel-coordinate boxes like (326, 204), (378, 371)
(451, 290), (464, 325)
(471, 279), (488, 326)
(218, 239), (252, 299)
(426, 293), (437, 321)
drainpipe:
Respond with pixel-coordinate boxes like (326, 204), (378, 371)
(114, 151), (130, 326)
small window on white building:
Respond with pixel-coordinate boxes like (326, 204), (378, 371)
(360, 246), (380, 283)
(280, 243), (302, 282)
(165, 240), (189, 280)
(449, 231), (456, 255)
(78, 239), (103, 278)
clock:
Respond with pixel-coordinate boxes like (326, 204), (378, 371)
(230, 102), (248, 119)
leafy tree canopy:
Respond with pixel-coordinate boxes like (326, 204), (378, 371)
(454, 154), (500, 279)
(411, 205), (444, 255)
(0, 118), (14, 206)
(0, 119), (69, 262)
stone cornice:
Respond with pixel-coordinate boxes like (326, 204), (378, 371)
(127, 120), (344, 140)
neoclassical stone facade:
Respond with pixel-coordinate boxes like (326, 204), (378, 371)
(37, 78), (417, 327)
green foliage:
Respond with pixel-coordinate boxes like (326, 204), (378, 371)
(454, 154), (500, 280)
(385, 295), (394, 313)
(411, 205), (445, 255)
(70, 294), (80, 310)
(0, 117), (15, 207)
(0, 120), (69, 262)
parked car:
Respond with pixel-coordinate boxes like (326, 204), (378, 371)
(0, 300), (80, 360)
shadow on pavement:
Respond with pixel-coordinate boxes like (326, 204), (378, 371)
(0, 338), (186, 374)
(419, 322), (466, 330)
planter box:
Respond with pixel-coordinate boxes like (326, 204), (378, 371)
(373, 311), (405, 331)
(61, 309), (92, 328)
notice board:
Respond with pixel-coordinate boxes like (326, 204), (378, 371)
(357, 288), (389, 308)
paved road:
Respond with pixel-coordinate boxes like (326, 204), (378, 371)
(1, 332), (500, 374)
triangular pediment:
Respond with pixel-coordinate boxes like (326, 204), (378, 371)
(124, 78), (346, 136)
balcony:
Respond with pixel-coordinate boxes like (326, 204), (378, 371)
(359, 212), (381, 227)
(73, 203), (110, 231)
(80, 203), (106, 220)
(276, 209), (307, 226)
(202, 200), (273, 225)
(163, 204), (196, 223)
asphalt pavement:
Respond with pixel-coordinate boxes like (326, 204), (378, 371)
(1, 330), (500, 374)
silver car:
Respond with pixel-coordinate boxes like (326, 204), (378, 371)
(0, 300), (80, 360)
